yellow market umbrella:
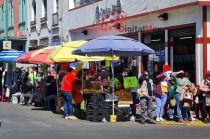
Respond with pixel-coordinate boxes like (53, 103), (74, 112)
(50, 41), (118, 62)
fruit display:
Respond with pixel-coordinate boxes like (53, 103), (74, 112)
(115, 89), (132, 104)
(83, 80), (103, 94)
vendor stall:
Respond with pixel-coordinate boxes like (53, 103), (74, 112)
(73, 35), (155, 122)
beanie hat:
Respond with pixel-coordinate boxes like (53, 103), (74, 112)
(163, 64), (171, 73)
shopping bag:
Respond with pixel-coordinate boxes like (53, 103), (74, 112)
(6, 88), (10, 97)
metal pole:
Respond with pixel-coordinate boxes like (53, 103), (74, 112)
(111, 52), (115, 115)
(4, 0), (8, 41)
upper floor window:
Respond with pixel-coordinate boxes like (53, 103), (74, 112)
(8, 0), (14, 27)
(0, 6), (3, 30)
(19, 0), (26, 23)
(42, 0), (47, 17)
(31, 0), (36, 21)
(53, 0), (59, 13)
(69, 0), (97, 9)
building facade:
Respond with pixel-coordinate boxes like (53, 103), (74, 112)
(0, 0), (27, 51)
(26, 0), (210, 84)
(59, 0), (209, 84)
(27, 0), (62, 50)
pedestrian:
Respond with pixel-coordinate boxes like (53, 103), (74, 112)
(155, 73), (168, 122)
(181, 82), (197, 121)
(198, 71), (210, 123)
(61, 68), (78, 120)
(137, 71), (155, 124)
(172, 70), (191, 122)
(168, 74), (177, 120)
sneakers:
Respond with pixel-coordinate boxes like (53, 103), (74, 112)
(160, 117), (166, 122)
(177, 119), (184, 123)
(69, 116), (78, 120)
(156, 117), (160, 122)
(64, 116), (78, 120)
(140, 119), (146, 124)
(64, 116), (69, 120)
(130, 116), (135, 121)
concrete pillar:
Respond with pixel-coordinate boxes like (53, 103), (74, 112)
(207, 6), (210, 72)
(195, 6), (204, 85)
(170, 37), (174, 71)
(138, 32), (142, 77)
(165, 30), (169, 65)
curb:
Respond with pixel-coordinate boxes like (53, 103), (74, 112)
(157, 121), (210, 127)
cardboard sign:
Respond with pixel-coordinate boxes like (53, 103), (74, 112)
(123, 76), (138, 89)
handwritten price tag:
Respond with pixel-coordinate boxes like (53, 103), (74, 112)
(123, 76), (138, 89)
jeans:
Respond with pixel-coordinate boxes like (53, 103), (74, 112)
(139, 96), (153, 120)
(130, 92), (140, 117)
(44, 95), (56, 110)
(156, 93), (167, 117)
(61, 92), (73, 116)
(174, 93), (183, 120)
(168, 103), (175, 119)
(182, 107), (191, 120)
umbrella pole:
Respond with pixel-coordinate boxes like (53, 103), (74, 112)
(111, 55), (115, 115)
(82, 62), (84, 91)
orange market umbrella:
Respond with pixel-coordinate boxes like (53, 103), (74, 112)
(28, 47), (56, 65)
(17, 50), (35, 63)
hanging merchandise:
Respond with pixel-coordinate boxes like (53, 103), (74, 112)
(105, 60), (111, 68)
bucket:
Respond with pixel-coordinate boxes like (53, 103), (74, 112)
(110, 115), (117, 123)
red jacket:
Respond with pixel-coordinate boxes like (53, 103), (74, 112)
(61, 70), (78, 93)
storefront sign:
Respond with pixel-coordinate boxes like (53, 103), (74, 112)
(123, 76), (138, 89)
(3, 41), (12, 50)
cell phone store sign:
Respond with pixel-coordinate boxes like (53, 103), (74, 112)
(95, 0), (127, 32)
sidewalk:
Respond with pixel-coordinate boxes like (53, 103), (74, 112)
(157, 121), (210, 127)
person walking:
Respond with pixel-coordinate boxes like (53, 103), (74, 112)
(155, 74), (168, 122)
(61, 68), (78, 120)
(138, 71), (155, 124)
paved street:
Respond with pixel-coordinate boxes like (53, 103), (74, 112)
(0, 103), (210, 139)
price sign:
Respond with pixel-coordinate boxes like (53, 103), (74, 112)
(123, 76), (138, 89)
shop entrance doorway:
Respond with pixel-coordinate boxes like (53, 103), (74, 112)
(171, 28), (195, 82)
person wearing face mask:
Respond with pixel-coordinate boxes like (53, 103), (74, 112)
(138, 71), (155, 124)
(172, 70), (191, 122)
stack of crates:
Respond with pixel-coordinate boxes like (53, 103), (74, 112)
(86, 94), (113, 122)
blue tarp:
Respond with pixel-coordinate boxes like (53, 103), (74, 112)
(0, 50), (25, 62)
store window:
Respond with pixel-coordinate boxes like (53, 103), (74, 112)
(170, 28), (195, 82)
(143, 32), (165, 78)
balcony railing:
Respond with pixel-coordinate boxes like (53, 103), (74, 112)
(52, 12), (59, 26)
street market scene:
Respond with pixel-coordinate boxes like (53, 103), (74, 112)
(0, 0), (210, 139)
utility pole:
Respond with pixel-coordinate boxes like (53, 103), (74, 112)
(3, 0), (8, 41)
